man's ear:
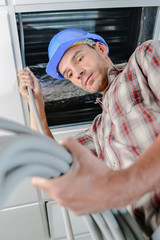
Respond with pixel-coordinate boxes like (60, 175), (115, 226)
(95, 42), (109, 56)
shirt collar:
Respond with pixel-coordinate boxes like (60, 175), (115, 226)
(95, 63), (127, 105)
(108, 62), (127, 77)
(104, 63), (127, 93)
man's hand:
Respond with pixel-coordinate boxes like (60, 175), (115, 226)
(17, 67), (53, 137)
(17, 67), (43, 104)
(32, 137), (129, 215)
(32, 136), (160, 216)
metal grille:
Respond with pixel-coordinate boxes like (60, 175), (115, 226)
(17, 8), (140, 66)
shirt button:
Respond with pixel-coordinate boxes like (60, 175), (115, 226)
(105, 109), (108, 114)
(113, 162), (118, 169)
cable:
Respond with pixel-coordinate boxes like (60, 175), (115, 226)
(18, 13), (74, 240)
(83, 215), (102, 240)
(119, 208), (145, 240)
(0, 123), (72, 207)
(102, 210), (125, 240)
(92, 213), (114, 240)
(61, 207), (75, 240)
(18, 13), (44, 134)
(112, 209), (136, 240)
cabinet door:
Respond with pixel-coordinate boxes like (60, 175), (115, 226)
(46, 201), (92, 240)
(0, 203), (47, 240)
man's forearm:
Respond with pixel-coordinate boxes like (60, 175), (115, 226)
(127, 133), (160, 201)
(110, 134), (160, 209)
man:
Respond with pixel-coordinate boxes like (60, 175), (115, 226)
(18, 28), (160, 237)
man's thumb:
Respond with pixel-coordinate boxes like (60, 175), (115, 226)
(32, 176), (48, 189)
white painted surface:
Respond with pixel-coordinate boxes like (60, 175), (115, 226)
(13, 0), (160, 7)
(0, 0), (6, 6)
(51, 123), (90, 141)
(47, 201), (91, 240)
(153, 7), (160, 40)
(0, 12), (25, 126)
(13, 0), (160, 13)
(0, 203), (46, 240)
(2, 178), (39, 207)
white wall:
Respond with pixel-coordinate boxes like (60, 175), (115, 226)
(0, 11), (25, 125)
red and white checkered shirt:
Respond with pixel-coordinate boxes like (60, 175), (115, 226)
(76, 40), (160, 236)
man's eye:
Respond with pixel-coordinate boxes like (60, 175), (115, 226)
(78, 56), (83, 63)
(68, 72), (73, 78)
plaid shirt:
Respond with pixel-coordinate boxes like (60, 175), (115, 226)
(76, 40), (160, 236)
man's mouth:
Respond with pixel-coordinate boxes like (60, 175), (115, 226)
(85, 74), (93, 86)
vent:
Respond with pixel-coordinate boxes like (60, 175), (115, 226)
(17, 8), (142, 66)
(16, 7), (157, 126)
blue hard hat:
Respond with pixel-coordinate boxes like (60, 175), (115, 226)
(46, 28), (109, 80)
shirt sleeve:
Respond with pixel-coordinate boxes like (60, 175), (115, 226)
(73, 112), (103, 158)
(136, 40), (160, 102)
(74, 127), (98, 157)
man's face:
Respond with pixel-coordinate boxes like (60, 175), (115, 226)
(58, 42), (113, 94)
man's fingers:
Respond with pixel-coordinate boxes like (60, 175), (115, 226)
(20, 80), (33, 89)
(26, 67), (36, 80)
(26, 66), (32, 74)
(17, 69), (29, 75)
(60, 137), (86, 158)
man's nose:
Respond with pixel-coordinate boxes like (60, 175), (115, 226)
(74, 67), (84, 80)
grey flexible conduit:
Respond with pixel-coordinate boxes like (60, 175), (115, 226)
(17, 13), (44, 134)
(0, 118), (145, 240)
(0, 13), (145, 240)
